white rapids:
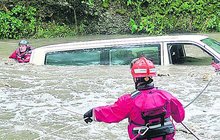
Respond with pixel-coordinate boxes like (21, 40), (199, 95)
(0, 59), (220, 140)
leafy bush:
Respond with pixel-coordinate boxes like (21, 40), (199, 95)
(1, 0), (219, 38)
(127, 0), (220, 34)
(83, 0), (220, 34)
(34, 22), (85, 38)
(0, 5), (37, 39)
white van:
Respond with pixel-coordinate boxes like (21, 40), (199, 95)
(29, 35), (220, 66)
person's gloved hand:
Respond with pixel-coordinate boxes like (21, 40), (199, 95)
(83, 109), (93, 123)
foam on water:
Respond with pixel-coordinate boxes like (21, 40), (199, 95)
(0, 60), (219, 140)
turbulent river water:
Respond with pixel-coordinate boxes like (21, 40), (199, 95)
(0, 59), (219, 140)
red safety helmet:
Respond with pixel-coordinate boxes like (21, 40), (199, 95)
(130, 57), (156, 78)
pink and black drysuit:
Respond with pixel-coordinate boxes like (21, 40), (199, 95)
(93, 86), (185, 140)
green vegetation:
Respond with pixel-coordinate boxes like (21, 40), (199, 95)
(0, 5), (37, 39)
(0, 0), (219, 39)
(127, 0), (220, 34)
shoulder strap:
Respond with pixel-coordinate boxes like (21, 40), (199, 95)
(131, 90), (141, 98)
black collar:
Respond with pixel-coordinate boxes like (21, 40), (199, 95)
(136, 82), (154, 90)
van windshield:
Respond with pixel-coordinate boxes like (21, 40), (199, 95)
(201, 38), (220, 54)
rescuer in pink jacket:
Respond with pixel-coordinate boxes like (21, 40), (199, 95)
(83, 57), (185, 140)
(9, 40), (33, 63)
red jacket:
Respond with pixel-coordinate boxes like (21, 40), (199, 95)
(9, 46), (33, 63)
(93, 88), (185, 140)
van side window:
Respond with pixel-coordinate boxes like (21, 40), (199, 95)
(168, 43), (213, 65)
(110, 44), (161, 65)
(45, 44), (161, 66)
(45, 49), (102, 66)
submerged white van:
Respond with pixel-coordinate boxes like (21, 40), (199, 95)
(29, 35), (220, 66)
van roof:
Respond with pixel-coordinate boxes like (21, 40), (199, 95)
(37, 35), (208, 51)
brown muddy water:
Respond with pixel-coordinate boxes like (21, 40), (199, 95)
(0, 59), (219, 140)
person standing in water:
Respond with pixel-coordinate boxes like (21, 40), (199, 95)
(83, 56), (185, 140)
(9, 40), (34, 63)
